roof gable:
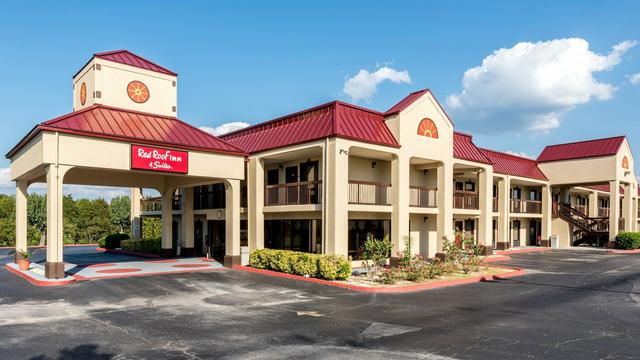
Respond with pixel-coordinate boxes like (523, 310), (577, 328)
(7, 105), (243, 158)
(75, 50), (177, 78)
(221, 101), (399, 154)
(453, 132), (492, 164)
(480, 148), (547, 180)
(385, 89), (430, 116)
(537, 136), (625, 162)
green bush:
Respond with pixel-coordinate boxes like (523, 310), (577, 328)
(615, 232), (640, 250)
(97, 236), (106, 248)
(103, 233), (130, 249)
(249, 249), (351, 280)
(120, 238), (162, 254)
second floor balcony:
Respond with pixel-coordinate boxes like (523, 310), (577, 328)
(265, 181), (322, 206)
(453, 190), (478, 210)
(349, 180), (391, 206)
(510, 199), (542, 214)
(141, 195), (181, 212)
(409, 186), (437, 208)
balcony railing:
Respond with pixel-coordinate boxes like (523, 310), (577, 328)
(453, 191), (478, 210)
(598, 207), (610, 217)
(265, 181), (322, 206)
(141, 195), (181, 212)
(510, 199), (542, 214)
(409, 186), (437, 208)
(349, 180), (391, 205)
(574, 205), (588, 215)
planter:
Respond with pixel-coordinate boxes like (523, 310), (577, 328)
(17, 259), (31, 271)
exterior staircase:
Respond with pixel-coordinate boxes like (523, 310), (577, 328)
(557, 203), (609, 247)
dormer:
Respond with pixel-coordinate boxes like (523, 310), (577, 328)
(72, 50), (177, 117)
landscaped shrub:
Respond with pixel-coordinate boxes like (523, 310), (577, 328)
(120, 238), (162, 254)
(103, 233), (130, 249)
(615, 232), (640, 250)
(249, 249), (351, 280)
(97, 236), (107, 249)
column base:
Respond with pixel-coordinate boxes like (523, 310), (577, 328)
(495, 242), (509, 250)
(539, 239), (550, 247)
(607, 241), (616, 249)
(181, 247), (195, 257)
(479, 245), (493, 256)
(160, 248), (176, 258)
(45, 262), (65, 279)
(223, 255), (241, 268)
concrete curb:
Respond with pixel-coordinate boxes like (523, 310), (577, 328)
(232, 265), (526, 294)
(482, 255), (512, 263)
(495, 247), (553, 255)
(606, 249), (640, 255)
(4, 264), (76, 287)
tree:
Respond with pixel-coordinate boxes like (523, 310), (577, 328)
(27, 193), (47, 246)
(0, 194), (16, 247)
(110, 196), (130, 234)
(75, 198), (114, 243)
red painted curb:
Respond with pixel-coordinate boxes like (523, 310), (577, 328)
(75, 267), (226, 281)
(482, 255), (512, 263)
(232, 265), (526, 294)
(4, 264), (76, 287)
(606, 249), (640, 254)
(96, 248), (162, 258)
(495, 247), (552, 255)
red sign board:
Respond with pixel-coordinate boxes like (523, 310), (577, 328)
(131, 145), (188, 173)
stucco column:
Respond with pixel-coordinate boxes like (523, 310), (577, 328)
(588, 190), (598, 218)
(324, 139), (349, 256)
(496, 177), (510, 250)
(224, 179), (241, 266)
(248, 157), (264, 251)
(181, 187), (194, 255)
(621, 183), (633, 232)
(45, 164), (71, 279)
(436, 163), (453, 252)
(161, 188), (175, 257)
(130, 188), (142, 239)
(391, 155), (411, 256)
(541, 184), (552, 247)
(608, 180), (620, 245)
(14, 180), (28, 263)
(477, 168), (493, 254)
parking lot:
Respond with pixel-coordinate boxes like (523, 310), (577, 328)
(1, 249), (639, 359)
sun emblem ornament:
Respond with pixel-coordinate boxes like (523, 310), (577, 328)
(127, 81), (150, 103)
(622, 156), (629, 169)
(417, 118), (439, 139)
(79, 82), (87, 105)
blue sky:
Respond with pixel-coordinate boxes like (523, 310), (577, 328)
(1, 1), (639, 198)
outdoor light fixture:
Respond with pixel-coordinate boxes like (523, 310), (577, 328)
(372, 161), (377, 168)
(423, 216), (428, 222)
(423, 170), (428, 175)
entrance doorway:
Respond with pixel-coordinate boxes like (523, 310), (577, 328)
(207, 220), (226, 260)
(194, 220), (204, 256)
(528, 220), (541, 246)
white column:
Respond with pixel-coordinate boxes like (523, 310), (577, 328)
(130, 188), (142, 238)
(541, 184), (552, 245)
(248, 157), (264, 251)
(588, 190), (598, 218)
(45, 164), (71, 279)
(622, 183), (633, 231)
(161, 188), (175, 256)
(609, 180), (620, 243)
(477, 168), (493, 253)
(497, 177), (510, 249)
(324, 139), (349, 256)
(436, 163), (453, 252)
(224, 179), (241, 266)
(391, 155), (411, 256)
(15, 180), (28, 261)
(181, 187), (194, 254)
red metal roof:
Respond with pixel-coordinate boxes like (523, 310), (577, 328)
(6, 105), (244, 158)
(220, 101), (400, 154)
(480, 148), (547, 180)
(586, 184), (624, 195)
(537, 136), (625, 162)
(453, 132), (493, 164)
(385, 89), (430, 116)
(75, 50), (177, 78)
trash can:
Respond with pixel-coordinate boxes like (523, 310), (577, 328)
(550, 235), (559, 248)
(240, 246), (250, 265)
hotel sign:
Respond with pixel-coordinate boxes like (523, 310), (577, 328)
(131, 145), (188, 173)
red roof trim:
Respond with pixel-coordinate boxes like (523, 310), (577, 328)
(73, 50), (177, 78)
(479, 148), (548, 181)
(384, 88), (455, 126)
(452, 132), (493, 165)
(537, 136), (626, 163)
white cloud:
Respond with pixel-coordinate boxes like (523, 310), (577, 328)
(447, 38), (637, 133)
(629, 72), (640, 85)
(343, 66), (411, 101)
(505, 150), (533, 159)
(0, 167), (11, 187)
(200, 122), (250, 136)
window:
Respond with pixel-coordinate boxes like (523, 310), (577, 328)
(267, 169), (279, 185)
(465, 181), (475, 192)
(512, 187), (522, 199)
(455, 181), (464, 191)
(285, 166), (298, 183)
(194, 183), (225, 209)
(348, 220), (391, 260)
(264, 220), (318, 253)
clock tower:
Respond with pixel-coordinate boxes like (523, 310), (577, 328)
(72, 50), (178, 117)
